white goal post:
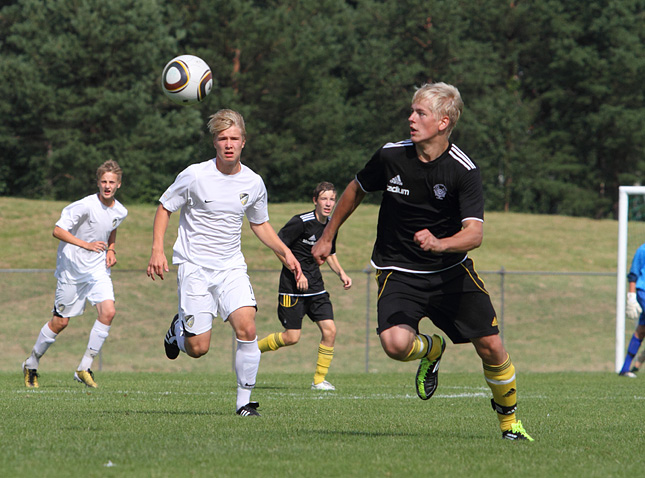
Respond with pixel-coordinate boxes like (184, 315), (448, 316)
(615, 186), (645, 372)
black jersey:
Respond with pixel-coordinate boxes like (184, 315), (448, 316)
(278, 210), (337, 295)
(356, 140), (484, 273)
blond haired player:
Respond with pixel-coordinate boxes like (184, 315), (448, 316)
(147, 109), (301, 417)
(313, 83), (533, 441)
(22, 160), (127, 389)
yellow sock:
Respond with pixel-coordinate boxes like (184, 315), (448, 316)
(257, 332), (285, 353)
(403, 334), (443, 362)
(483, 355), (518, 431)
(403, 334), (429, 361)
(313, 344), (334, 384)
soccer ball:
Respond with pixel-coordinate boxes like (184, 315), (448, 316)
(161, 55), (213, 105)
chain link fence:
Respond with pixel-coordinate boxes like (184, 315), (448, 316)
(2, 268), (620, 375)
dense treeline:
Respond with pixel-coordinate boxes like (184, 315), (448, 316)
(1, 0), (643, 217)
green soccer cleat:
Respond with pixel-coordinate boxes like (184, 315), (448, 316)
(415, 335), (446, 400)
(22, 362), (39, 389)
(74, 369), (98, 388)
(502, 420), (534, 441)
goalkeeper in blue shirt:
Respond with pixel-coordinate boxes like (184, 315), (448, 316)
(620, 243), (645, 377)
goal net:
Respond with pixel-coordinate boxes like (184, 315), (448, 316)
(615, 186), (645, 372)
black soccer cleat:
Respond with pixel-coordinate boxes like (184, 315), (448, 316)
(236, 401), (261, 417)
(164, 314), (181, 360)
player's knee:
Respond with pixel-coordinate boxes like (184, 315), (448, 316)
(323, 326), (336, 342)
(187, 344), (209, 358)
(381, 342), (408, 361)
(97, 306), (116, 325)
(282, 330), (300, 345)
(50, 316), (69, 333)
(635, 326), (645, 340)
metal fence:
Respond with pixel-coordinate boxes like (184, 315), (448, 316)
(2, 268), (620, 374)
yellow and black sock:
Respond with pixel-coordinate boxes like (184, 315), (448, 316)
(257, 332), (285, 353)
(403, 334), (442, 362)
(483, 354), (518, 431)
(313, 344), (334, 385)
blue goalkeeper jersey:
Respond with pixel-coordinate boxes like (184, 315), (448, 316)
(628, 243), (645, 290)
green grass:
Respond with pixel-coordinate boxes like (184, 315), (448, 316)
(2, 371), (642, 477)
(2, 197), (645, 476)
(2, 197), (640, 374)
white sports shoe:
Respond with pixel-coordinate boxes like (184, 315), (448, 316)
(311, 380), (335, 391)
(619, 371), (637, 378)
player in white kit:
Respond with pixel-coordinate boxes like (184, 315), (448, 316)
(22, 160), (128, 389)
(147, 109), (301, 416)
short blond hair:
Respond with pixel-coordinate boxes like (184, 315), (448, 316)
(96, 160), (122, 182)
(412, 82), (463, 137)
(207, 109), (246, 139)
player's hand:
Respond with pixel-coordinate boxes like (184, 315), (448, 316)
(340, 273), (352, 290)
(312, 239), (332, 265)
(285, 250), (302, 282)
(413, 229), (443, 253)
(296, 275), (309, 292)
(147, 250), (169, 281)
(86, 241), (108, 253)
(106, 250), (117, 268)
(626, 292), (642, 321)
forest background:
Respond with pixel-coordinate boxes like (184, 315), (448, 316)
(1, 0), (644, 218)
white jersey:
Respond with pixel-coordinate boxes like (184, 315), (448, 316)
(160, 159), (269, 271)
(54, 194), (128, 284)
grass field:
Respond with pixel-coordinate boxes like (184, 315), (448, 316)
(2, 371), (643, 477)
(2, 197), (645, 476)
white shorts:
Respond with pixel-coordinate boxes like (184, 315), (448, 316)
(176, 262), (257, 336)
(53, 276), (115, 318)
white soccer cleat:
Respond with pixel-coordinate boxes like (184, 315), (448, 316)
(619, 371), (637, 378)
(311, 380), (335, 391)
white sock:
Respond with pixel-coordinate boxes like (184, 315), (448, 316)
(78, 320), (110, 371)
(25, 323), (57, 369)
(235, 337), (260, 411)
(174, 318), (186, 353)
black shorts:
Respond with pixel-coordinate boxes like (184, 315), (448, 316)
(277, 292), (334, 330)
(375, 258), (498, 343)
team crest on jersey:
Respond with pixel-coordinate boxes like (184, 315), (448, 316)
(57, 304), (65, 313)
(112, 218), (118, 228)
(185, 315), (195, 328)
(433, 184), (447, 200)
(239, 193), (249, 206)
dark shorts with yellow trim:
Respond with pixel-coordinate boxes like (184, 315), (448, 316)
(277, 291), (334, 330)
(375, 258), (498, 343)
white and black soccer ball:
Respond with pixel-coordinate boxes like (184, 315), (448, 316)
(161, 55), (213, 105)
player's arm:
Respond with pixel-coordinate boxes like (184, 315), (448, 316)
(325, 254), (352, 290)
(53, 225), (108, 253)
(413, 219), (483, 254)
(146, 204), (172, 281)
(105, 229), (118, 268)
(312, 179), (365, 265)
(250, 221), (302, 281)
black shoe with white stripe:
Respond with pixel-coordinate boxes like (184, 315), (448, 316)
(164, 314), (181, 360)
(236, 402), (261, 417)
